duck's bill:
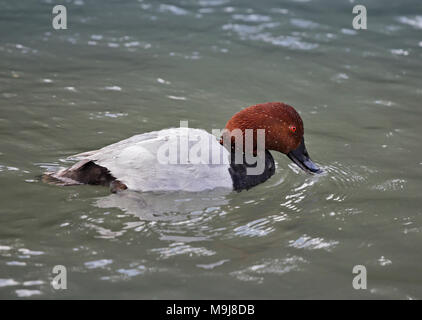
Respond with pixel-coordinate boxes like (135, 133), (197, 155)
(287, 137), (322, 174)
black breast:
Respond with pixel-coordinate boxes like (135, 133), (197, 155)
(229, 150), (276, 192)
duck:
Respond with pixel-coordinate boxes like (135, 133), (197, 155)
(45, 102), (322, 193)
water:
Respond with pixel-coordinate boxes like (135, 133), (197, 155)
(0, 0), (421, 299)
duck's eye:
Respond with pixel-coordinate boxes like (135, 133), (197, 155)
(289, 125), (297, 133)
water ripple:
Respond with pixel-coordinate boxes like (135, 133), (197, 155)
(231, 256), (307, 284)
(151, 243), (215, 259)
(396, 16), (422, 29)
(232, 14), (272, 23)
(289, 235), (339, 251)
(233, 217), (275, 238)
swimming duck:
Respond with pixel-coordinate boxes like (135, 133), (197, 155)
(45, 102), (321, 193)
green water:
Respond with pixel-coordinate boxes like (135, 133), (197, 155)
(0, 0), (421, 299)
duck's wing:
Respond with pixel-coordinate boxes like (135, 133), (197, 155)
(69, 150), (100, 160)
(79, 128), (233, 192)
(68, 131), (161, 160)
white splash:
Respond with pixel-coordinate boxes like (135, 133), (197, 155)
(104, 86), (122, 91)
(396, 16), (422, 29)
(391, 49), (409, 56)
(167, 95), (187, 100)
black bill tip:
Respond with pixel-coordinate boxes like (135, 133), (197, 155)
(287, 137), (322, 174)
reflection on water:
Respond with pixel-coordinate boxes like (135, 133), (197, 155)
(1, 0), (422, 299)
(95, 189), (230, 221)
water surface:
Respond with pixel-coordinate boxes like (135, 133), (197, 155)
(0, 0), (422, 299)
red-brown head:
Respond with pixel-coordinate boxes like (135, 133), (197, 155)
(222, 102), (321, 174)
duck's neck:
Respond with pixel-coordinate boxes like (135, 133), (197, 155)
(228, 150), (275, 192)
